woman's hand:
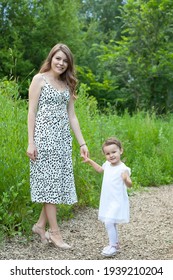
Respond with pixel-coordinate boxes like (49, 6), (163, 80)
(26, 143), (38, 161)
(80, 145), (89, 160)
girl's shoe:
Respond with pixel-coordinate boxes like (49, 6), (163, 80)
(102, 243), (120, 254)
(115, 242), (120, 251)
(32, 224), (48, 244)
(101, 245), (117, 257)
(45, 229), (71, 249)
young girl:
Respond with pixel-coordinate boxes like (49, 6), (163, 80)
(84, 137), (132, 257)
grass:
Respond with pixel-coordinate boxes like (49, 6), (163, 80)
(1, 80), (173, 237)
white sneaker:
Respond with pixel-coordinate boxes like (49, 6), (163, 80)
(101, 245), (117, 257)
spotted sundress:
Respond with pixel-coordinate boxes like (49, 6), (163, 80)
(30, 75), (77, 204)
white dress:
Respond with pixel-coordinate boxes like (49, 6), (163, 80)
(98, 161), (131, 224)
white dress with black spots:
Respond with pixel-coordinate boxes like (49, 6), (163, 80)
(30, 75), (77, 205)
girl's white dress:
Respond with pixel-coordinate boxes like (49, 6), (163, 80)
(98, 161), (131, 224)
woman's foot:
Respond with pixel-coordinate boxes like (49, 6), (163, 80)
(32, 224), (48, 244)
(45, 229), (71, 249)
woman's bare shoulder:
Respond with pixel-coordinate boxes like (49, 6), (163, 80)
(30, 73), (45, 88)
(32, 73), (44, 82)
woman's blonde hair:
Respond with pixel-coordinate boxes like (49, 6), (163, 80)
(39, 43), (77, 95)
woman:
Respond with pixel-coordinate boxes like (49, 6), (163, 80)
(27, 43), (88, 249)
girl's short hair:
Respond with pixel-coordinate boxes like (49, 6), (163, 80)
(102, 137), (122, 152)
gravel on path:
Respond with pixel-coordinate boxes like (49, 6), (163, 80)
(0, 185), (173, 260)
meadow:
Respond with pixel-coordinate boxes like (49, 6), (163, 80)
(1, 80), (173, 237)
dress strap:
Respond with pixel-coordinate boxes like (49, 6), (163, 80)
(41, 74), (47, 83)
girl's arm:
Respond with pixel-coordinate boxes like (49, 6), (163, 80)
(121, 171), (132, 188)
(67, 96), (88, 159)
(84, 158), (104, 173)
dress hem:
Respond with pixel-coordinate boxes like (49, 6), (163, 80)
(98, 217), (129, 224)
(31, 199), (78, 205)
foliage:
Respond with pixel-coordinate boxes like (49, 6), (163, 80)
(1, 75), (173, 237)
(79, 0), (124, 41)
(118, 0), (173, 113)
(85, 0), (173, 113)
(0, 79), (31, 236)
(0, 0), (82, 97)
(79, 0), (173, 113)
(1, 0), (173, 113)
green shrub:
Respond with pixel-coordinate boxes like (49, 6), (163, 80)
(1, 80), (173, 237)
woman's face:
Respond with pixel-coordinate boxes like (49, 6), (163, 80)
(51, 50), (68, 75)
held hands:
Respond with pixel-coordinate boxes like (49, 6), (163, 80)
(26, 143), (38, 161)
(82, 156), (90, 163)
(80, 144), (89, 161)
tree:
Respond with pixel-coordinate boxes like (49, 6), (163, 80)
(76, 0), (125, 109)
(124, 0), (173, 113)
(0, 0), (82, 97)
(80, 0), (124, 39)
(93, 0), (173, 113)
(0, 0), (36, 80)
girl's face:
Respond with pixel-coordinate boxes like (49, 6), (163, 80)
(103, 144), (123, 166)
(51, 50), (68, 75)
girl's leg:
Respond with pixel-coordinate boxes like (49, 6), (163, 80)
(114, 223), (120, 249)
(104, 222), (117, 246)
(101, 222), (119, 256)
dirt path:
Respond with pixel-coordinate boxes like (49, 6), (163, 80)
(0, 185), (173, 260)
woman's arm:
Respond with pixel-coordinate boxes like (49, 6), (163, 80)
(67, 96), (88, 158)
(27, 74), (43, 161)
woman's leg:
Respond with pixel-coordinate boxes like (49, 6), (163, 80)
(36, 205), (47, 228)
(44, 203), (71, 248)
(44, 203), (62, 233)
(32, 204), (47, 243)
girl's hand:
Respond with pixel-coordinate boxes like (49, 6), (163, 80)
(82, 156), (90, 163)
(27, 143), (38, 161)
(121, 171), (132, 188)
(121, 171), (128, 181)
(80, 145), (89, 160)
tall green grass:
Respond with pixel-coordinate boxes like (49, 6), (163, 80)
(73, 84), (173, 194)
(0, 80), (31, 236)
(1, 80), (173, 237)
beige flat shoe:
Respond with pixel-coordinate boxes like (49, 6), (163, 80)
(32, 224), (48, 244)
(45, 229), (71, 249)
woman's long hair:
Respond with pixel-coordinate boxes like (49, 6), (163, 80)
(39, 43), (77, 95)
